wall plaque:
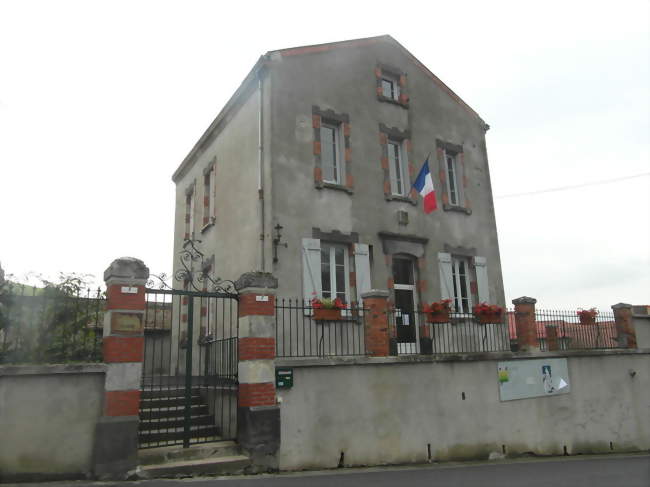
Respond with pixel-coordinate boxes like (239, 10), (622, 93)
(111, 312), (144, 334)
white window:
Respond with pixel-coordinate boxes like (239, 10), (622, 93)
(388, 139), (409, 196)
(320, 122), (342, 184)
(381, 76), (400, 101)
(445, 150), (461, 206)
(451, 256), (473, 313)
(320, 243), (348, 302)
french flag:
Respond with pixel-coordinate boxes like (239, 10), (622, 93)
(413, 158), (437, 213)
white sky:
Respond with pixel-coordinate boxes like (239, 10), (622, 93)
(0, 0), (648, 310)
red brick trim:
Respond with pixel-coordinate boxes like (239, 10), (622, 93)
(106, 285), (145, 310)
(103, 336), (144, 363)
(239, 337), (275, 360)
(105, 390), (140, 416)
(239, 382), (276, 407)
(239, 294), (275, 317)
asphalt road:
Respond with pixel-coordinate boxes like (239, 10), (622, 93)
(15, 454), (650, 487)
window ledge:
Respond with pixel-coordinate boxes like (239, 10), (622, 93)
(443, 204), (472, 215)
(377, 94), (409, 108)
(315, 181), (353, 194)
(386, 194), (417, 206)
(201, 221), (215, 233)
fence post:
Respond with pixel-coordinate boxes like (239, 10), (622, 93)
(612, 303), (637, 349)
(235, 271), (280, 472)
(92, 257), (149, 479)
(512, 296), (539, 353)
(362, 290), (391, 357)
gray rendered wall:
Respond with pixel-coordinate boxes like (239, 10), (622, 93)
(267, 38), (504, 306)
(277, 352), (650, 470)
(172, 82), (264, 283)
(0, 365), (105, 481)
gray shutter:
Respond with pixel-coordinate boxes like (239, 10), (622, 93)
(302, 238), (321, 314)
(473, 256), (489, 304)
(437, 252), (453, 301)
(354, 243), (371, 300)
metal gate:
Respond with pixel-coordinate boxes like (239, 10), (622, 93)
(138, 287), (239, 449)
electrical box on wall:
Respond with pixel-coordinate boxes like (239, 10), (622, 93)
(397, 210), (409, 226)
(276, 368), (293, 388)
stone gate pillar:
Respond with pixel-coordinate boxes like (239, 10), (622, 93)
(612, 303), (637, 349)
(362, 290), (391, 357)
(93, 257), (149, 479)
(235, 272), (280, 472)
(512, 296), (540, 353)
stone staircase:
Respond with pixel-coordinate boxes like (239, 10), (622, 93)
(137, 388), (249, 478)
(139, 387), (220, 446)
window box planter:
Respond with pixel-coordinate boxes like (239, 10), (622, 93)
(313, 308), (342, 321)
(577, 308), (597, 325)
(474, 311), (504, 324)
(427, 310), (450, 323)
(472, 303), (505, 324)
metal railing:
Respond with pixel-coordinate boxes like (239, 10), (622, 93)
(388, 309), (511, 355)
(0, 284), (104, 364)
(533, 309), (620, 351)
(275, 299), (367, 358)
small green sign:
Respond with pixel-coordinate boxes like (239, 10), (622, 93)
(276, 368), (293, 388)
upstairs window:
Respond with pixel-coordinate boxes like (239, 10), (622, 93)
(388, 139), (409, 196)
(445, 150), (461, 206)
(185, 185), (195, 240)
(381, 76), (400, 101)
(320, 122), (342, 184)
(202, 163), (216, 230)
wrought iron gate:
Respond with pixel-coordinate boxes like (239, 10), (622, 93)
(138, 287), (239, 449)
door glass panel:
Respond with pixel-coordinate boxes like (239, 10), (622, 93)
(393, 258), (414, 285)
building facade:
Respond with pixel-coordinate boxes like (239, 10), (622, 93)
(172, 35), (505, 352)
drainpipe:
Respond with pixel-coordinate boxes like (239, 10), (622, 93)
(258, 71), (265, 271)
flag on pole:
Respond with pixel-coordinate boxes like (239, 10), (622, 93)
(412, 158), (437, 213)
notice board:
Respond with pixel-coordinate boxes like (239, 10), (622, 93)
(498, 358), (570, 401)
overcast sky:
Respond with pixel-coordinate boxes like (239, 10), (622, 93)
(1, 0), (648, 310)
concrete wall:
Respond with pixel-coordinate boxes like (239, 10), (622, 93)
(276, 351), (650, 470)
(0, 364), (105, 481)
(266, 37), (504, 307)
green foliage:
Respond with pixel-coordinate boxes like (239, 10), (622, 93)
(0, 272), (105, 364)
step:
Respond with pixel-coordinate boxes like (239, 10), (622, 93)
(139, 440), (240, 466)
(139, 426), (220, 445)
(140, 395), (203, 409)
(140, 404), (209, 420)
(137, 454), (250, 479)
(139, 415), (214, 431)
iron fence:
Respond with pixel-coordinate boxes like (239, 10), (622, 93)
(388, 309), (511, 355)
(533, 309), (619, 351)
(0, 284), (104, 364)
(275, 299), (366, 358)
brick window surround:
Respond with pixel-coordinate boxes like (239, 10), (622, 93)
(379, 124), (417, 206)
(436, 140), (472, 215)
(375, 63), (409, 108)
(201, 158), (216, 232)
(312, 105), (353, 194)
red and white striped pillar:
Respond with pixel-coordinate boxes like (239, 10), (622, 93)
(235, 272), (280, 471)
(93, 257), (149, 479)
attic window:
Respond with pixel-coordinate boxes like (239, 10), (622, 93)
(381, 76), (400, 101)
